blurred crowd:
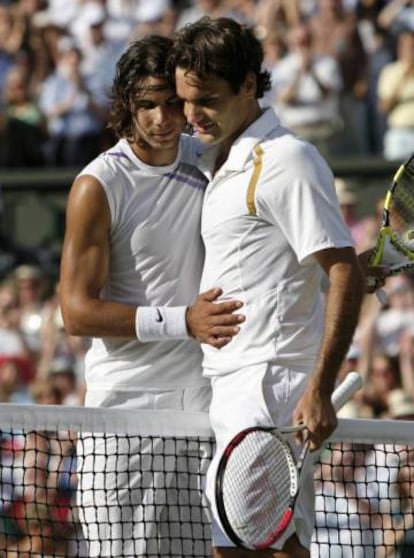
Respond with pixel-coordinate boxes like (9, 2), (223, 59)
(0, 0), (414, 555)
(0, 0), (412, 168)
(0, 0), (411, 415)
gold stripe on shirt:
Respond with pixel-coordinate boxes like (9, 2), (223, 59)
(246, 145), (263, 216)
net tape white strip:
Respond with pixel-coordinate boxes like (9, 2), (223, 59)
(0, 404), (412, 445)
(0, 404), (213, 437)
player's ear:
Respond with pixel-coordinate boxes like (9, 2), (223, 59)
(243, 72), (257, 99)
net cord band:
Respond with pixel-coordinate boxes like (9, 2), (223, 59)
(0, 404), (413, 443)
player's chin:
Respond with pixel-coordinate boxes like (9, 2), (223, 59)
(151, 136), (180, 149)
(196, 132), (220, 145)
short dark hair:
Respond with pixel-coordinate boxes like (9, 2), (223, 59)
(169, 16), (271, 98)
(108, 35), (174, 139)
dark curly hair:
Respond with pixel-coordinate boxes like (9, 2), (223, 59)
(168, 16), (271, 98)
(108, 35), (174, 140)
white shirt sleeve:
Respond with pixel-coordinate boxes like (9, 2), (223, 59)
(255, 140), (354, 263)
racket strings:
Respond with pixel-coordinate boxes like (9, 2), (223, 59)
(389, 165), (414, 250)
(221, 431), (295, 546)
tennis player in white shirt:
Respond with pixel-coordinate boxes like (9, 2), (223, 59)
(59, 35), (244, 557)
(171, 16), (365, 558)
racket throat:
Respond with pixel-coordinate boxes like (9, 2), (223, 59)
(381, 231), (414, 264)
(255, 509), (294, 550)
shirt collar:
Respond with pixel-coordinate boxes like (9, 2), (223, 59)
(223, 107), (280, 171)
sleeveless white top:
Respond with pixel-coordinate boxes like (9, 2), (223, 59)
(79, 136), (209, 397)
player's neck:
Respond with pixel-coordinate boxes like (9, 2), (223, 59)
(215, 103), (262, 175)
(129, 141), (179, 167)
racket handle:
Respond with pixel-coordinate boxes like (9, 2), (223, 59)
(331, 371), (363, 412)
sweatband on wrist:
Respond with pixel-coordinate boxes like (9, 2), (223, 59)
(135, 306), (189, 342)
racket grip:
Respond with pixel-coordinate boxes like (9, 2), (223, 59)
(331, 371), (363, 412)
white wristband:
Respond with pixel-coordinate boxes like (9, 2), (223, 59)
(135, 306), (189, 342)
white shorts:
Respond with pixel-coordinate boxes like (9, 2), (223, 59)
(78, 384), (212, 557)
(205, 362), (315, 551)
(84, 383), (211, 411)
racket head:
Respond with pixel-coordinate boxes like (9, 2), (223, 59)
(215, 426), (300, 550)
(370, 154), (414, 269)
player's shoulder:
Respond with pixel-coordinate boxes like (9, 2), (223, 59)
(261, 131), (324, 171)
(80, 139), (130, 177)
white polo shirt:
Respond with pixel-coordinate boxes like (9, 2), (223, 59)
(200, 108), (353, 376)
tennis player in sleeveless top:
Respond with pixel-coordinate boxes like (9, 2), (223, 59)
(59, 36), (244, 557)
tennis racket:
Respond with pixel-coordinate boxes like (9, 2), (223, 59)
(215, 370), (363, 550)
(368, 154), (414, 288)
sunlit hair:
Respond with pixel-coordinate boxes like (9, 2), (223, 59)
(168, 16), (271, 98)
(108, 35), (174, 140)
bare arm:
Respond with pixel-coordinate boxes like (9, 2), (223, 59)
(59, 175), (244, 347)
(59, 174), (135, 338)
(293, 247), (364, 450)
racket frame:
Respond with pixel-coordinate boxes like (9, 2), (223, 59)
(215, 424), (307, 549)
(214, 372), (363, 550)
(369, 155), (414, 271)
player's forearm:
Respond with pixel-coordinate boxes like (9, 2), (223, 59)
(61, 296), (138, 338)
(311, 260), (364, 395)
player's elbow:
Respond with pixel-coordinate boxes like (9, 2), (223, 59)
(60, 299), (90, 336)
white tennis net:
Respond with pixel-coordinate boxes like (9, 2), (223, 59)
(0, 404), (412, 557)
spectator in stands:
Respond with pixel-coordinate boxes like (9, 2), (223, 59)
(29, 376), (61, 405)
(361, 352), (402, 417)
(377, 29), (414, 160)
(363, 23), (394, 153)
(370, 275), (414, 357)
(36, 280), (89, 388)
(309, 0), (370, 155)
(175, 0), (228, 29)
(43, 0), (79, 30)
(335, 177), (379, 253)
(0, 5), (26, 95)
(5, 500), (67, 557)
(270, 20), (343, 157)
(254, 0), (303, 38)
(397, 323), (414, 401)
(131, 0), (179, 39)
(1, 64), (46, 167)
(0, 357), (33, 403)
(313, 440), (378, 557)
(0, 279), (30, 358)
(48, 356), (82, 405)
(103, 0), (140, 44)
(38, 35), (109, 167)
(387, 387), (414, 419)
(382, 388), (414, 556)
(28, 18), (67, 95)
(13, 264), (48, 359)
(73, 3), (125, 98)
(377, 0), (414, 36)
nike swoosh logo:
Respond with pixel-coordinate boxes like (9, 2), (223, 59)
(155, 309), (163, 322)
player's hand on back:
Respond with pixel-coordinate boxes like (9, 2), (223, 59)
(186, 288), (245, 348)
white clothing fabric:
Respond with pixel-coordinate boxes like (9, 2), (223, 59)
(79, 135), (209, 402)
(200, 107), (353, 376)
(205, 362), (315, 550)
